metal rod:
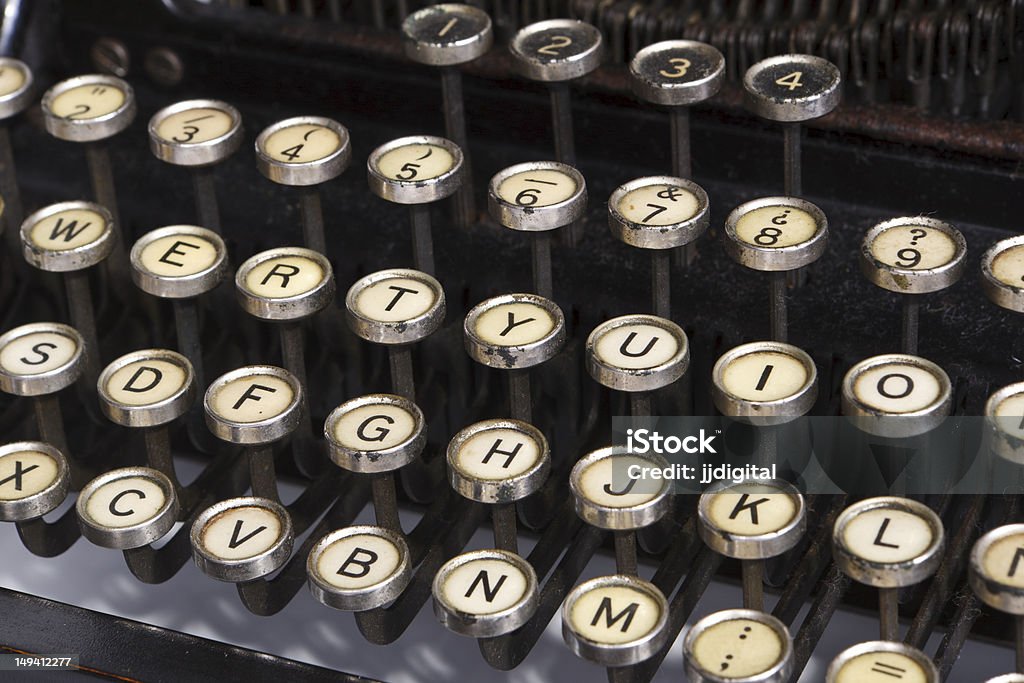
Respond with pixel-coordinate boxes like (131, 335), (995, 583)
(770, 271), (788, 343)
(192, 166), (221, 234)
(248, 445), (278, 502)
(879, 586), (899, 641)
(409, 203), (435, 275)
(613, 530), (638, 576)
(279, 323), (313, 439)
(742, 559), (765, 611)
(902, 295), (920, 355)
(532, 232), (553, 299)
(651, 250), (671, 318)
(299, 188), (326, 255)
(85, 143), (128, 275)
(388, 345), (416, 401)
(508, 371), (532, 424)
(783, 122), (802, 196)
(440, 67), (475, 228)
(172, 299), (204, 392)
(492, 503), (518, 553)
(1018, 615), (1024, 674)
(669, 106), (691, 179)
(630, 392), (652, 418)
(0, 125), (23, 250)
(32, 394), (68, 456)
(549, 82), (576, 166)
(63, 269), (101, 387)
(372, 474), (402, 533)
(143, 426), (178, 486)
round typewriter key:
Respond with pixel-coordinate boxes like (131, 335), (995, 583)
(0, 442), (70, 522)
(570, 446), (670, 575)
(826, 641), (938, 683)
(433, 548), (538, 637)
(629, 40), (724, 179)
(21, 201), (115, 386)
(861, 217), (966, 354)
(255, 116), (351, 253)
(683, 609), (793, 683)
(488, 161), (586, 299)
(191, 496), (293, 582)
(149, 99), (243, 233)
(368, 135), (464, 274)
(833, 496), (945, 640)
(0, 58), (34, 237)
(972, 525), (1024, 672)
(402, 4), (492, 228)
(346, 268), (445, 401)
(608, 176), (710, 317)
(712, 341), (817, 426)
(982, 236), (1024, 313)
(307, 525), (411, 611)
(510, 19), (602, 169)
(325, 394), (425, 532)
(724, 196), (828, 343)
(744, 55), (841, 196)
(699, 480), (806, 611)
(447, 419), (550, 552)
(986, 383), (1024, 465)
(986, 676), (1024, 683)
(842, 354), (952, 439)
(76, 466), (179, 549)
(586, 314), (689, 417)
(0, 323), (84, 456)
(562, 574), (668, 667)
(464, 293), (566, 423)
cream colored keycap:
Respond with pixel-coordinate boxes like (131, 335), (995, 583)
(83, 476), (166, 529)
(0, 330), (78, 377)
(992, 244), (1024, 287)
(841, 507), (934, 564)
(138, 232), (220, 278)
(691, 617), (784, 679)
(869, 225), (956, 271)
(593, 322), (679, 371)
(979, 531), (1024, 590)
(497, 168), (578, 207)
(453, 427), (542, 480)
(155, 107), (235, 145)
(354, 276), (437, 323)
(569, 583), (661, 645)
(376, 143), (455, 181)
(833, 651), (929, 683)
(201, 504), (283, 561)
(331, 403), (417, 452)
(992, 392), (1024, 439)
(263, 123), (342, 164)
(441, 557), (530, 615)
(473, 301), (555, 346)
(208, 374), (294, 423)
(26, 207), (108, 252)
(48, 83), (125, 119)
(577, 454), (661, 509)
(104, 358), (187, 407)
(705, 483), (799, 537)
(0, 63), (26, 97)
(242, 255), (324, 299)
(852, 363), (941, 414)
(721, 351), (807, 402)
(315, 531), (402, 591)
(616, 184), (700, 227)
(734, 205), (817, 248)
(0, 450), (59, 501)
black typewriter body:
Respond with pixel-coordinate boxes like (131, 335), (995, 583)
(0, 1), (1023, 681)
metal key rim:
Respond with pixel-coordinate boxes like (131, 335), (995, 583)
(130, 225), (229, 299)
(981, 235), (1024, 313)
(840, 353), (952, 439)
(742, 54), (841, 122)
(628, 40), (725, 107)
(698, 479), (806, 560)
(367, 134), (464, 204)
(569, 446), (671, 531)
(0, 322), (84, 396)
(585, 314), (690, 392)
(345, 268), (445, 345)
(0, 441), (70, 522)
(711, 341), (818, 425)
(446, 418), (550, 503)
(825, 640), (938, 683)
(509, 19), (604, 82)
(970, 524), (1024, 615)
(723, 196), (828, 272)
(859, 216), (966, 294)
(432, 548), (539, 637)
(42, 74), (137, 142)
(0, 57), (34, 119)
(607, 175), (710, 250)
(191, 496), (293, 582)
(463, 292), (566, 369)
(683, 608), (794, 683)
(204, 365), (304, 445)
(97, 348), (196, 427)
(21, 200), (116, 273)
(255, 116), (352, 186)
(402, 4), (494, 66)
(76, 466), (179, 549)
(235, 246), (335, 321)
(324, 393), (426, 474)
(307, 524), (412, 611)
(487, 161), (587, 232)
(148, 98), (244, 167)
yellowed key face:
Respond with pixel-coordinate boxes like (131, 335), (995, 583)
(155, 107), (235, 145)
(616, 184), (700, 227)
(201, 505), (283, 561)
(0, 330), (78, 377)
(208, 374), (295, 424)
(49, 83), (126, 119)
(834, 651), (929, 683)
(691, 618), (785, 679)
(981, 532), (1024, 590)
(138, 233), (220, 278)
(991, 244), (1024, 287)
(705, 483), (800, 536)
(473, 302), (556, 347)
(852, 364), (942, 414)
(0, 63), (27, 97)
(721, 350), (808, 402)
(734, 205), (818, 248)
(569, 584), (661, 645)
(993, 393), (1024, 438)
(354, 276), (437, 323)
(331, 403), (417, 452)
(243, 256), (325, 299)
(0, 450), (59, 502)
(577, 455), (661, 509)
(593, 322), (679, 371)
(454, 428), (542, 480)
(262, 123), (342, 164)
(497, 168), (577, 207)
(441, 557), (530, 615)
(841, 508), (935, 564)
(27, 208), (108, 252)
(83, 476), (167, 529)
(376, 143), (455, 181)
(316, 532), (402, 590)
(105, 359), (188, 408)
(869, 225), (957, 271)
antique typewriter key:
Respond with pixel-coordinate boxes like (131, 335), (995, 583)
(76, 466), (179, 549)
(0, 323), (84, 456)
(0, 442), (70, 523)
(982, 236), (1024, 314)
(970, 524), (1024, 672)
(345, 268), (445, 401)
(860, 217), (966, 354)
(586, 314), (690, 417)
(510, 19), (602, 166)
(447, 419), (550, 553)
(724, 196), (828, 343)
(629, 41), (725, 180)
(21, 201), (115, 387)
(148, 99), (243, 233)
(236, 247), (334, 469)
(191, 496), (293, 582)
(131, 226), (229, 390)
(307, 525), (412, 610)
(402, 3), (492, 228)
(570, 446), (671, 576)
(833, 497), (945, 640)
(987, 677), (1024, 683)
(464, 293), (566, 424)
(842, 354), (952, 439)
(986, 383), (1024, 465)
(367, 135), (464, 275)
(255, 116), (352, 254)
(743, 55), (841, 196)
(41, 74), (135, 270)
(324, 394), (426, 532)
(0, 57), (34, 240)
(488, 161), (586, 299)
(562, 574), (669, 667)
(826, 641), (938, 682)
(683, 609), (793, 683)
(608, 176), (710, 317)
(712, 341), (818, 426)
(698, 480), (806, 611)
(204, 365), (304, 501)
(433, 548), (539, 637)
(97, 349), (195, 486)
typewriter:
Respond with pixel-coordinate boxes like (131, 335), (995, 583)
(1, 0), (1024, 681)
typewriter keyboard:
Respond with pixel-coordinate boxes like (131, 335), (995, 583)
(2, 1), (1024, 681)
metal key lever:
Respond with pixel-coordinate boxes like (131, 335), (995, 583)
(14, 509), (81, 557)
